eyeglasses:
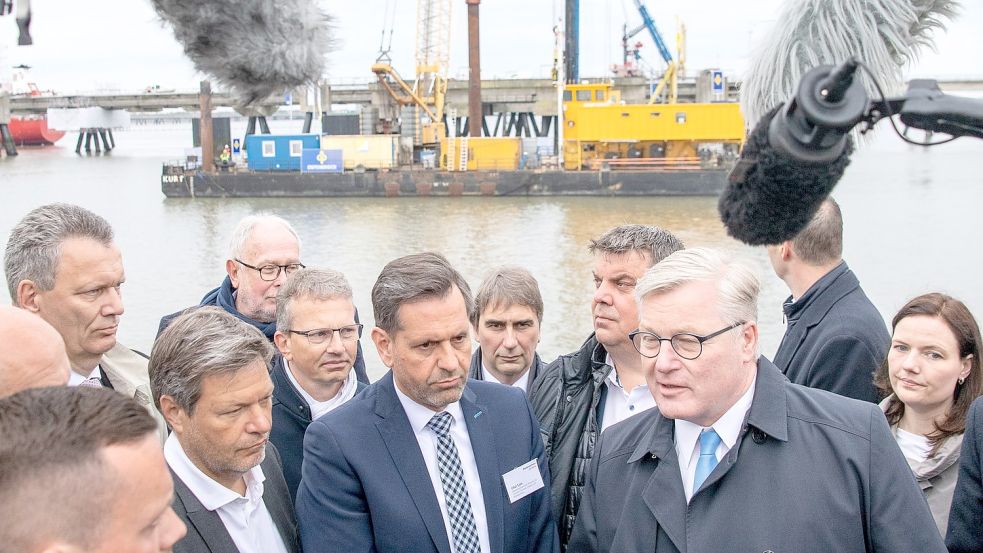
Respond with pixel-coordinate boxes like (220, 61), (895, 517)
(288, 324), (364, 345)
(628, 321), (745, 360)
(235, 259), (305, 281)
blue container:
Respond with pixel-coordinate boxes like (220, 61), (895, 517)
(244, 134), (320, 171)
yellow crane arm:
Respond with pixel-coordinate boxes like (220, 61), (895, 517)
(371, 63), (438, 121)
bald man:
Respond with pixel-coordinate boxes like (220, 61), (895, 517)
(0, 305), (71, 397)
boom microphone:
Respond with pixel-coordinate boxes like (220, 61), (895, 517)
(150, 0), (333, 104)
(718, 61), (862, 246)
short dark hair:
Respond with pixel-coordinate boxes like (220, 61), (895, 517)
(588, 224), (684, 264)
(791, 198), (843, 265)
(150, 306), (273, 414)
(471, 266), (544, 326)
(371, 252), (474, 335)
(875, 293), (983, 456)
(0, 386), (158, 551)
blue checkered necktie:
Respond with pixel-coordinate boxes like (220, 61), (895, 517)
(427, 411), (482, 553)
(693, 428), (721, 492)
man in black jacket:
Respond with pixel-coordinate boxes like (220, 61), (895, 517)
(768, 198), (888, 402)
(468, 266), (545, 399)
(271, 268), (367, 500)
(529, 224), (683, 548)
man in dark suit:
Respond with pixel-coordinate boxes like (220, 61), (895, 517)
(296, 252), (558, 553)
(768, 197), (889, 402)
(568, 247), (945, 553)
(150, 307), (300, 553)
(271, 267), (368, 500)
(947, 396), (983, 552)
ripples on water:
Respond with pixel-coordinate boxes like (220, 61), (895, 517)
(1, 120), (980, 379)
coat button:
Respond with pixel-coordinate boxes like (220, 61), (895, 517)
(566, 395), (573, 402)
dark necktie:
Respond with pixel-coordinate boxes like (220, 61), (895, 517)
(427, 412), (481, 553)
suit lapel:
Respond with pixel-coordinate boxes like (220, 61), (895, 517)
(170, 468), (239, 553)
(461, 387), (504, 553)
(375, 375), (453, 553)
(639, 417), (688, 553)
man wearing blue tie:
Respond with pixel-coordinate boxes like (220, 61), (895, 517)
(567, 248), (945, 553)
(296, 252), (558, 553)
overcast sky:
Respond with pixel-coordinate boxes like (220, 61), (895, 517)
(1, 0), (980, 93)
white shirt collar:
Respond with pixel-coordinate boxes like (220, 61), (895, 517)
(67, 365), (102, 386)
(675, 374), (756, 472)
(481, 364), (530, 392)
(283, 358), (358, 420)
(164, 433), (267, 512)
(393, 379), (467, 434)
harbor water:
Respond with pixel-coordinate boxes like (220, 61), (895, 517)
(1, 119), (981, 380)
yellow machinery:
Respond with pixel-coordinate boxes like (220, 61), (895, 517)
(440, 137), (520, 171)
(371, 0), (450, 146)
(561, 81), (744, 171)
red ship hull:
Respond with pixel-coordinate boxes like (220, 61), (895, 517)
(8, 117), (66, 146)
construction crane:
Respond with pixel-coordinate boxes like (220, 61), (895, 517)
(624, 0), (684, 104)
(371, 0), (451, 145)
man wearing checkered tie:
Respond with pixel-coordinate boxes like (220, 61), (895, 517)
(296, 252), (559, 553)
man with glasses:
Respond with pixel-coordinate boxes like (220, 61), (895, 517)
(157, 214), (368, 383)
(271, 268), (367, 499)
(567, 248), (944, 553)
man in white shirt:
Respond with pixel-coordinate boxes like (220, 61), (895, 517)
(5, 203), (167, 441)
(271, 267), (367, 500)
(468, 266), (545, 398)
(296, 252), (558, 553)
(150, 307), (300, 553)
(568, 248), (945, 553)
(527, 224), (684, 547)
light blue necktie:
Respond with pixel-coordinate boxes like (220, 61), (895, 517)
(693, 429), (721, 492)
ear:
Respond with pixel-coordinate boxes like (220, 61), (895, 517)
(780, 241), (794, 261)
(273, 331), (292, 360)
(16, 280), (42, 312)
(158, 395), (187, 435)
(959, 354), (973, 383)
(740, 322), (759, 364)
(226, 258), (240, 288)
(371, 327), (395, 368)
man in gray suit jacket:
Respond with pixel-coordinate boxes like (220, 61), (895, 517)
(568, 248), (945, 553)
(150, 307), (300, 553)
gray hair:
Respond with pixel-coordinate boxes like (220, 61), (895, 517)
(372, 252), (474, 335)
(276, 268), (354, 331)
(588, 224), (684, 265)
(228, 213), (301, 260)
(4, 203), (114, 299)
(636, 247), (759, 325)
(791, 198), (843, 266)
(149, 306), (273, 414)
(471, 266), (544, 326)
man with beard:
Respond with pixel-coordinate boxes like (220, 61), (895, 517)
(296, 252), (558, 553)
(150, 307), (299, 553)
(529, 224), (684, 548)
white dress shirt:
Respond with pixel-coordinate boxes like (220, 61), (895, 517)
(481, 365), (530, 393)
(600, 353), (656, 431)
(394, 383), (492, 553)
(164, 434), (289, 553)
(283, 359), (358, 420)
(67, 365), (102, 386)
(674, 375), (756, 502)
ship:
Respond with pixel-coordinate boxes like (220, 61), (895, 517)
(9, 114), (65, 146)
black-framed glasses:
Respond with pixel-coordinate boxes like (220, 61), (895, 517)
(289, 324), (364, 345)
(235, 258), (305, 281)
(629, 321), (745, 360)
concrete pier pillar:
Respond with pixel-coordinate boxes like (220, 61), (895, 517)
(258, 116), (271, 134)
(108, 129), (116, 148)
(302, 111), (313, 133)
(0, 124), (17, 156)
(84, 130), (93, 153)
(75, 131), (85, 154)
(198, 81), (214, 173)
(98, 128), (111, 151)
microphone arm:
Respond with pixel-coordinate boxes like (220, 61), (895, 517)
(870, 80), (983, 140)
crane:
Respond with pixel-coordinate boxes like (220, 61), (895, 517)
(371, 0), (451, 145)
(623, 0), (684, 104)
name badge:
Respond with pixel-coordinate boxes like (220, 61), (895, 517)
(502, 459), (545, 503)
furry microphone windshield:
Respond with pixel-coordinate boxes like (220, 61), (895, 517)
(740, 0), (959, 130)
(150, 0), (332, 104)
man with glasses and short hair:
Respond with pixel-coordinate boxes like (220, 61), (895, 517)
(567, 248), (945, 553)
(271, 268), (367, 500)
(157, 213), (368, 383)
